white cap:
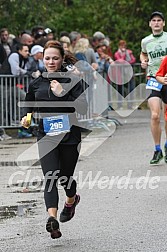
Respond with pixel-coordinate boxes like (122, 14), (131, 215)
(44, 28), (52, 34)
(31, 45), (43, 55)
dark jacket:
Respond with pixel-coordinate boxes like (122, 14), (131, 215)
(0, 44), (7, 65)
(24, 72), (88, 144)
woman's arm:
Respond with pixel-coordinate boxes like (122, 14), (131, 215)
(21, 81), (36, 128)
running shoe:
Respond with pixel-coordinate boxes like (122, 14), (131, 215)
(150, 150), (163, 164)
(46, 216), (62, 239)
(164, 146), (167, 163)
(60, 194), (80, 223)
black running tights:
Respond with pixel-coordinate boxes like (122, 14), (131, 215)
(38, 142), (79, 210)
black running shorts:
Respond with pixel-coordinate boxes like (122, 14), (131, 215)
(148, 85), (167, 104)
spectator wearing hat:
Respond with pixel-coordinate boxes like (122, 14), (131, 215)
(33, 31), (46, 45)
(31, 25), (45, 39)
(59, 31), (69, 38)
(44, 28), (54, 40)
(91, 31), (105, 50)
(27, 45), (44, 79)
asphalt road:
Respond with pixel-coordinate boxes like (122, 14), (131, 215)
(1, 110), (167, 252)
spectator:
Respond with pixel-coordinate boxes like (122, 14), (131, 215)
(44, 28), (55, 40)
(59, 36), (71, 51)
(12, 33), (34, 52)
(73, 38), (98, 112)
(114, 40), (136, 109)
(95, 41), (113, 74)
(91, 31), (105, 50)
(114, 40), (136, 64)
(0, 43), (32, 138)
(59, 31), (69, 38)
(8, 34), (16, 47)
(20, 33), (33, 47)
(31, 25), (45, 39)
(34, 32), (48, 47)
(73, 38), (95, 77)
(0, 28), (12, 66)
(27, 45), (44, 79)
(69, 31), (81, 53)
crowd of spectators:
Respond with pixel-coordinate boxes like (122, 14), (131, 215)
(0, 25), (136, 140)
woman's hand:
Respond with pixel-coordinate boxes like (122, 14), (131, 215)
(50, 80), (64, 96)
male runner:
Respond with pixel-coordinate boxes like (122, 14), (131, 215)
(140, 11), (167, 164)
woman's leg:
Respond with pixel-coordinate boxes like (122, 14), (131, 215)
(38, 138), (60, 217)
(59, 143), (80, 202)
(38, 138), (62, 239)
(58, 144), (81, 223)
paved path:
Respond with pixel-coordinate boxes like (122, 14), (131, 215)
(1, 110), (167, 252)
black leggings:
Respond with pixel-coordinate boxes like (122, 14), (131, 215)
(38, 138), (80, 210)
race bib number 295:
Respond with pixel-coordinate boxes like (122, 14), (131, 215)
(43, 115), (70, 136)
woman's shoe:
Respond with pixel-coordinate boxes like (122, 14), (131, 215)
(46, 216), (62, 239)
(60, 194), (80, 223)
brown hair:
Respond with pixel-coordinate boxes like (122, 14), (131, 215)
(0, 28), (8, 35)
(118, 40), (126, 47)
(44, 40), (77, 65)
(44, 40), (64, 57)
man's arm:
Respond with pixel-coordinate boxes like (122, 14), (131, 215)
(140, 51), (148, 69)
(156, 56), (167, 85)
(8, 53), (27, 76)
(156, 74), (167, 85)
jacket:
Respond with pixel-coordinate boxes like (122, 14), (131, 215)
(24, 71), (88, 144)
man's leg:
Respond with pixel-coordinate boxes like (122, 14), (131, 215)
(148, 96), (163, 164)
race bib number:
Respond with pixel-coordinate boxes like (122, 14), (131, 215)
(146, 78), (162, 91)
(43, 115), (70, 136)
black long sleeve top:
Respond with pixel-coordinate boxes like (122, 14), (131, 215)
(24, 71), (88, 144)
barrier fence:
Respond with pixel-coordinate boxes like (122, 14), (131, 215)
(0, 63), (146, 129)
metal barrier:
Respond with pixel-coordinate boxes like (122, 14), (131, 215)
(0, 63), (146, 128)
(107, 63), (146, 110)
(0, 75), (30, 128)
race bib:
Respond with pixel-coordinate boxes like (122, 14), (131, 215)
(146, 78), (163, 91)
(43, 115), (70, 136)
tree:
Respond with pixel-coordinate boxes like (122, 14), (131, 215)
(0, 0), (167, 60)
